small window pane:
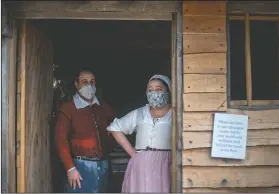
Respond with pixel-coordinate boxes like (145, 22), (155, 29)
(250, 20), (279, 100)
(229, 20), (246, 100)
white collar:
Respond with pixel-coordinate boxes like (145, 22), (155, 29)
(73, 93), (100, 109)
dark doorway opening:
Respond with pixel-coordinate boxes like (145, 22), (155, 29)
(32, 19), (172, 192)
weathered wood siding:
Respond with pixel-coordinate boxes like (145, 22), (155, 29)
(182, 1), (279, 192)
(17, 21), (54, 192)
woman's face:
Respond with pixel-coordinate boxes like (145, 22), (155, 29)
(147, 79), (167, 93)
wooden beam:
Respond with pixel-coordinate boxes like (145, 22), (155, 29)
(183, 187), (279, 193)
(183, 53), (227, 74)
(183, 109), (279, 131)
(8, 20), (17, 193)
(229, 15), (279, 21)
(183, 129), (279, 149)
(183, 166), (279, 188)
(17, 20), (27, 193)
(228, 1), (279, 14)
(229, 100), (279, 107)
(6, 1), (179, 20)
(183, 146), (279, 166)
(245, 13), (252, 106)
(171, 12), (178, 193)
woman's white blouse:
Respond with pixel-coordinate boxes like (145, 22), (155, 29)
(107, 105), (172, 150)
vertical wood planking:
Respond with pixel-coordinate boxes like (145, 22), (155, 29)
(171, 12), (178, 193)
(182, 1), (227, 192)
(8, 20), (18, 193)
(17, 20), (27, 193)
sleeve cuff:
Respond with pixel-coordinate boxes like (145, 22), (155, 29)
(67, 167), (76, 172)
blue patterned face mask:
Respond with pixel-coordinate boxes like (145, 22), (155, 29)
(146, 91), (169, 108)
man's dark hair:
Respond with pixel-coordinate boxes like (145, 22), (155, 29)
(75, 68), (95, 83)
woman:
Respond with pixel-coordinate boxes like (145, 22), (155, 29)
(107, 74), (172, 193)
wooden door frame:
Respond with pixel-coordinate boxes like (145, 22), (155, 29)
(5, 1), (183, 192)
(2, 2), (17, 193)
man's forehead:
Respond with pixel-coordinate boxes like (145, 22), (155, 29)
(79, 72), (95, 79)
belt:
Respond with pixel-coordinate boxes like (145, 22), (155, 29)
(74, 156), (102, 161)
(136, 146), (171, 151)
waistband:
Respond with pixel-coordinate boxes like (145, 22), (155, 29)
(73, 156), (107, 162)
(136, 146), (171, 152)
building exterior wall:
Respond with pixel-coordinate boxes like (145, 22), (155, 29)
(182, 1), (279, 192)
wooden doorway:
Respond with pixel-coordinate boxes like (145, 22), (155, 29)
(5, 1), (182, 192)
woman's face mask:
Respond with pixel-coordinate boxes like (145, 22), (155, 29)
(78, 85), (96, 100)
(147, 90), (169, 108)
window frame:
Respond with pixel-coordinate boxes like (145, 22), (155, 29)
(227, 13), (279, 110)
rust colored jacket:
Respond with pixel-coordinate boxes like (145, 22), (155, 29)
(55, 99), (115, 170)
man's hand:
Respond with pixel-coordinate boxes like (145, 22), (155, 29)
(67, 168), (83, 190)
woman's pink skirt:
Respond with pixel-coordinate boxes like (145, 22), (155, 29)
(122, 151), (171, 193)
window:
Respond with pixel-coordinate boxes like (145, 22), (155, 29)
(228, 14), (279, 107)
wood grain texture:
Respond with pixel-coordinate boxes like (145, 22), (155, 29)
(183, 146), (279, 166)
(183, 166), (279, 188)
(6, 1), (178, 20)
(183, 109), (279, 131)
(184, 74), (226, 93)
(7, 1), (179, 12)
(183, 53), (227, 74)
(183, 16), (226, 34)
(24, 21), (54, 192)
(183, 1), (226, 16)
(183, 93), (227, 112)
(183, 129), (279, 149)
(8, 20), (17, 193)
(183, 33), (227, 54)
(183, 187), (279, 193)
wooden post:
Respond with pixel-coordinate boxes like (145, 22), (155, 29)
(245, 13), (252, 106)
(17, 20), (27, 193)
(171, 12), (178, 193)
(8, 20), (18, 193)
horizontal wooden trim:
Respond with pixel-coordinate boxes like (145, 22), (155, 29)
(11, 11), (174, 21)
(6, 1), (179, 12)
(184, 74), (226, 93)
(183, 129), (279, 149)
(227, 1), (279, 15)
(229, 100), (279, 106)
(6, 1), (179, 20)
(183, 187), (279, 193)
(183, 34), (227, 54)
(183, 53), (227, 74)
(229, 15), (279, 21)
(183, 146), (279, 166)
(183, 93), (227, 112)
(183, 109), (279, 131)
(183, 1), (226, 16)
(183, 15), (226, 34)
(183, 166), (279, 188)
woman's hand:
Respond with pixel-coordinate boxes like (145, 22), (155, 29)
(128, 147), (136, 157)
(67, 168), (83, 190)
(111, 131), (135, 157)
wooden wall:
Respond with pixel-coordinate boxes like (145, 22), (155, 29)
(17, 21), (54, 192)
(182, 1), (279, 192)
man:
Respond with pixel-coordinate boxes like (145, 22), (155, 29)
(55, 69), (115, 192)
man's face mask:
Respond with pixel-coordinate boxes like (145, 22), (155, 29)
(146, 91), (169, 108)
(78, 85), (96, 100)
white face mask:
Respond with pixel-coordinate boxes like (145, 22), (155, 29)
(78, 85), (96, 100)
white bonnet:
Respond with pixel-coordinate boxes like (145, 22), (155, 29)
(149, 74), (171, 92)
